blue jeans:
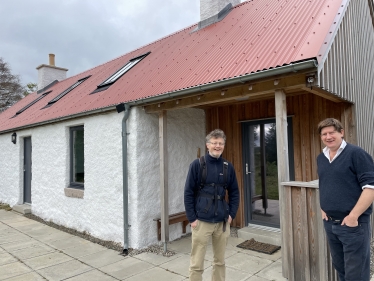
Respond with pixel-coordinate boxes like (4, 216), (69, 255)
(323, 220), (371, 281)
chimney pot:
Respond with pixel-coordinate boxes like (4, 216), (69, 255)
(36, 54), (68, 90)
(49, 54), (55, 66)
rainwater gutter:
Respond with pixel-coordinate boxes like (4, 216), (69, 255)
(116, 103), (131, 256)
(128, 59), (318, 106)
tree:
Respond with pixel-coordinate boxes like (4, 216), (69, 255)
(0, 57), (25, 112)
(23, 82), (37, 96)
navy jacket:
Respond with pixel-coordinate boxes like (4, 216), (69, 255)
(184, 153), (240, 223)
(317, 143), (374, 222)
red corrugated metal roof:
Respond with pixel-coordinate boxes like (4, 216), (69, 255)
(0, 0), (346, 132)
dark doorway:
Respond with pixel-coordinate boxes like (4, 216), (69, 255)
(23, 137), (32, 203)
(242, 118), (294, 228)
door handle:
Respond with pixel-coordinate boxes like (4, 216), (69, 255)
(246, 163), (251, 175)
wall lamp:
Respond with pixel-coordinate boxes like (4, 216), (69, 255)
(11, 132), (17, 144)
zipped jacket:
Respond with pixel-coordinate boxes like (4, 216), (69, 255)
(184, 153), (240, 223)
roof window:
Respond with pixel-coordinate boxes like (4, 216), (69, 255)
(44, 75), (90, 107)
(91, 52), (150, 94)
(12, 91), (51, 117)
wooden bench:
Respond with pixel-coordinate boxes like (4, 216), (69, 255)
(153, 211), (189, 241)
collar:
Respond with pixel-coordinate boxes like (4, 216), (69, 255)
(206, 152), (222, 162)
(323, 139), (346, 162)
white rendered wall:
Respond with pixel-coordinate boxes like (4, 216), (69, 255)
(0, 131), (26, 206)
(0, 107), (205, 249)
(37, 65), (67, 90)
(127, 107), (205, 248)
(200, 0), (241, 21)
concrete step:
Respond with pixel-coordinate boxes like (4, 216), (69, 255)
(238, 224), (281, 246)
(12, 204), (31, 214)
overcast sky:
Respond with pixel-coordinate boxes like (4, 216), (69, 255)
(0, 0), (202, 86)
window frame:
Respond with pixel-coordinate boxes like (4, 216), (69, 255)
(69, 125), (85, 189)
(12, 91), (51, 118)
(44, 75), (91, 108)
(91, 52), (150, 94)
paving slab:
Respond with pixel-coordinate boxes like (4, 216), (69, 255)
(159, 254), (201, 278)
(0, 261), (32, 280)
(22, 251), (73, 270)
(61, 241), (107, 258)
(77, 249), (125, 268)
(204, 243), (239, 262)
(168, 236), (192, 254)
(64, 269), (118, 281)
(1, 239), (44, 253)
(255, 261), (287, 281)
(246, 276), (273, 281)
(0, 211), (26, 221)
(225, 252), (273, 275)
(2, 271), (46, 281)
(20, 225), (60, 238)
(126, 266), (185, 281)
(34, 230), (74, 243)
(134, 252), (182, 266)
(0, 234), (30, 245)
(0, 252), (18, 266)
(99, 257), (154, 280)
(36, 259), (93, 280)
(202, 264), (253, 281)
(47, 235), (89, 250)
(4, 219), (41, 228)
(11, 244), (56, 260)
(0, 216), (30, 224)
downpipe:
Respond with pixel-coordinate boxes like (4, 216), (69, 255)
(116, 103), (131, 256)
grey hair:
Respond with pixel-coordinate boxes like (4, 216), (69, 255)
(206, 129), (226, 143)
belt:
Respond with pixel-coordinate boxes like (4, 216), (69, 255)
(327, 216), (342, 223)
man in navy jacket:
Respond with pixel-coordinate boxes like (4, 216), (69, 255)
(184, 129), (239, 281)
(317, 118), (374, 281)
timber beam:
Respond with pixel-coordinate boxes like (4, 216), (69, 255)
(301, 86), (345, 103)
(144, 74), (308, 113)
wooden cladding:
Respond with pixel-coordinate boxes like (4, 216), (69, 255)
(205, 93), (354, 228)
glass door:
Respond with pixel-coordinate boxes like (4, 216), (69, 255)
(242, 118), (294, 228)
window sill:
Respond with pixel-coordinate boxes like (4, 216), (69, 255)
(64, 187), (84, 199)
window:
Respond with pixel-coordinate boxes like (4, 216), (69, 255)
(91, 52), (150, 94)
(70, 126), (84, 189)
(12, 91), (51, 117)
(45, 75), (90, 108)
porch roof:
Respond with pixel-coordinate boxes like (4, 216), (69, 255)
(0, 0), (346, 133)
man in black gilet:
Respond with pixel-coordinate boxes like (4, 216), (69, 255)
(184, 129), (239, 281)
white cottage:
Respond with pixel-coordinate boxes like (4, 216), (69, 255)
(1, 0), (374, 263)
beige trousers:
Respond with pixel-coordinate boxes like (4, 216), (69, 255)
(189, 220), (230, 281)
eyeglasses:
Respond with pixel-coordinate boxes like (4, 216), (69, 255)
(208, 142), (225, 146)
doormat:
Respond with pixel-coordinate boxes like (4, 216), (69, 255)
(236, 238), (281, 255)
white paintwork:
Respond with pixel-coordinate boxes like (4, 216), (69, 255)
(36, 65), (68, 90)
(200, 0), (241, 21)
(0, 107), (205, 249)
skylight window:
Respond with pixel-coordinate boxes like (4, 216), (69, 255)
(91, 52), (150, 94)
(46, 75), (91, 107)
(13, 91), (51, 117)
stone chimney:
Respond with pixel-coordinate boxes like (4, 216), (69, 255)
(200, 0), (240, 22)
(36, 54), (68, 91)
